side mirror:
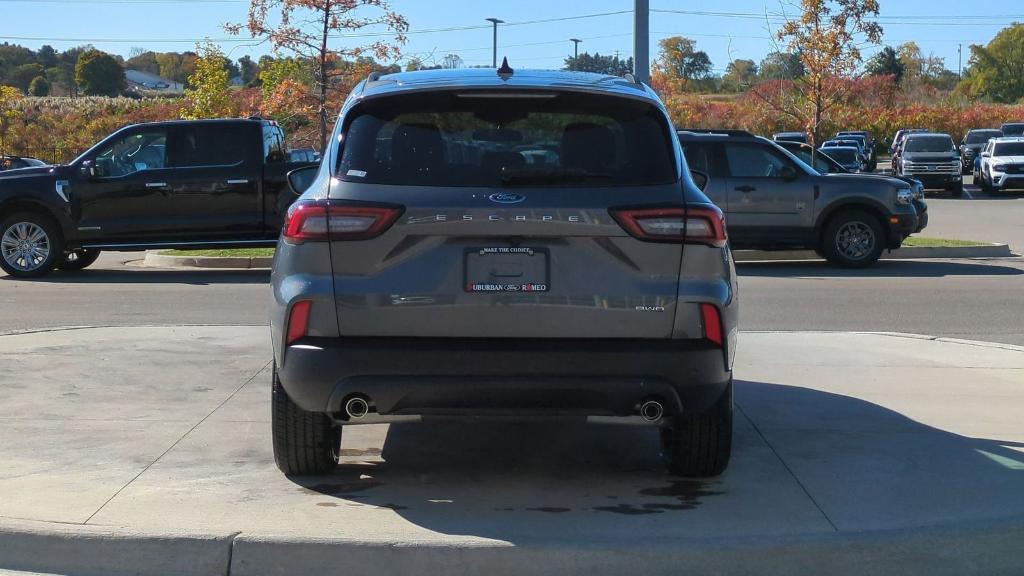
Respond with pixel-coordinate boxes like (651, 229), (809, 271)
(779, 165), (799, 181)
(689, 169), (709, 192)
(981, 151), (991, 158)
(79, 160), (97, 179)
(287, 165), (319, 196)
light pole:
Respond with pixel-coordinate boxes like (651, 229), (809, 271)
(634, 0), (649, 83)
(486, 17), (504, 68)
(570, 38), (582, 61)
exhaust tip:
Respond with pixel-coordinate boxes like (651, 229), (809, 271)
(640, 400), (664, 423)
(344, 396), (370, 419)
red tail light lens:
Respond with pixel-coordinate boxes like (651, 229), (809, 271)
(701, 303), (723, 347)
(283, 202), (403, 243)
(286, 300), (312, 345)
(609, 205), (727, 246)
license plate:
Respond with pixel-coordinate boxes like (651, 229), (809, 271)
(464, 247), (549, 292)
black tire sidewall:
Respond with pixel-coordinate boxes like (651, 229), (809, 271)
(0, 212), (64, 278)
(822, 210), (885, 268)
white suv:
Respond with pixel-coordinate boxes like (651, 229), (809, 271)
(978, 137), (1024, 193)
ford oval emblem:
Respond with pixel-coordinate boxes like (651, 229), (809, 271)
(488, 192), (526, 204)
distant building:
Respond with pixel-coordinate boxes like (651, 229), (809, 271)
(125, 69), (183, 93)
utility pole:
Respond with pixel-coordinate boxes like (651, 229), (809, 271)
(958, 44), (963, 80)
(570, 38), (582, 60)
(634, 0), (649, 83)
(486, 18), (504, 68)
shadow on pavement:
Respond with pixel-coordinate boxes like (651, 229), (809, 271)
(288, 381), (1024, 540)
(738, 258), (1023, 278)
(0, 268), (270, 285)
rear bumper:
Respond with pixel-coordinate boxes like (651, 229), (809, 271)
(278, 337), (731, 420)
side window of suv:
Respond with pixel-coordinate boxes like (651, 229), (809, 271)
(93, 129), (167, 178)
(170, 124), (249, 168)
(723, 143), (790, 178)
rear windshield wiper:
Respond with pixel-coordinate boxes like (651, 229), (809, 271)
(499, 168), (614, 186)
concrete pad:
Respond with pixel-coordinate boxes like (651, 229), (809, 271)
(1, 327), (1022, 575)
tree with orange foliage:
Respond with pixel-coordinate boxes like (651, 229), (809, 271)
(767, 0), (883, 153)
(226, 0), (408, 151)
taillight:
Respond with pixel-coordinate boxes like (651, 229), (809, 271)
(701, 303), (723, 347)
(286, 300), (312, 345)
(609, 205), (727, 246)
(283, 201), (403, 243)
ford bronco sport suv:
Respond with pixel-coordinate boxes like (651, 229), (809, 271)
(680, 130), (925, 267)
(271, 67), (738, 478)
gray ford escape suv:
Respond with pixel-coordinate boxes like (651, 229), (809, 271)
(270, 67), (738, 478)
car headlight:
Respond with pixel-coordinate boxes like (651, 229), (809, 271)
(896, 188), (914, 205)
(992, 161), (1007, 171)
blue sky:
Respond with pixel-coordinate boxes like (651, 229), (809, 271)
(1, 0), (1021, 74)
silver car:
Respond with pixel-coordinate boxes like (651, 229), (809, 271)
(270, 67), (738, 477)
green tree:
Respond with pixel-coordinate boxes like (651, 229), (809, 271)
(258, 57), (311, 99)
(759, 51), (805, 80)
(865, 46), (905, 83)
(75, 49), (125, 96)
(654, 36), (713, 85)
(28, 76), (50, 96)
(11, 63), (44, 93)
(721, 59), (759, 93)
(37, 45), (58, 69)
(962, 24), (1024, 103)
(238, 55), (259, 86)
(183, 42), (232, 119)
(564, 52), (633, 76)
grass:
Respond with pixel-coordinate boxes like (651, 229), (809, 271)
(158, 248), (276, 258)
(902, 237), (987, 248)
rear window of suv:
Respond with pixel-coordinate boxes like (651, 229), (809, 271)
(336, 91), (677, 187)
(967, 130), (1001, 144)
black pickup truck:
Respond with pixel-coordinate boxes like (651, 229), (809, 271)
(0, 118), (314, 277)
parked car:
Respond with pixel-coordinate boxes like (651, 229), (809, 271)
(773, 131), (807, 144)
(960, 129), (1002, 174)
(890, 128), (928, 155)
(0, 118), (315, 277)
(837, 130), (877, 171)
(776, 140), (927, 232)
(818, 145), (863, 172)
(893, 133), (963, 196)
(821, 139), (867, 168)
(679, 130), (924, 267)
(0, 156), (48, 171)
(1000, 122), (1024, 137)
(271, 68), (738, 478)
(288, 147), (319, 163)
(977, 136), (1024, 193)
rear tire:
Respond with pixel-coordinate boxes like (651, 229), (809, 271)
(56, 249), (101, 271)
(0, 212), (63, 278)
(272, 362), (340, 476)
(821, 209), (885, 268)
(661, 379), (733, 477)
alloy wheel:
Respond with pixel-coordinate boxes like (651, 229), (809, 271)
(1, 222), (51, 272)
(834, 221), (875, 261)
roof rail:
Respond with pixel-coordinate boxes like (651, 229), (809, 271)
(678, 129), (754, 137)
(623, 72), (639, 84)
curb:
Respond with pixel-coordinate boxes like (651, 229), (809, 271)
(734, 243), (1012, 262)
(2, 515), (1022, 576)
(0, 517), (234, 576)
(142, 251), (273, 270)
